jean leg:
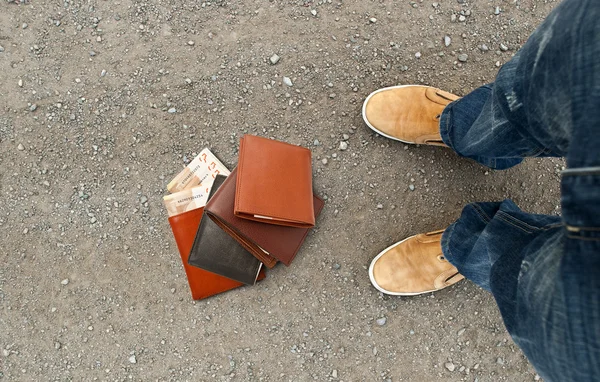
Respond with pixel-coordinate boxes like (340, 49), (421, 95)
(440, 0), (600, 379)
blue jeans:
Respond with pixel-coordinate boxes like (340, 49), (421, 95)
(438, 0), (600, 381)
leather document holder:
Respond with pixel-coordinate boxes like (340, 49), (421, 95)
(188, 175), (263, 285)
(206, 168), (324, 267)
(168, 208), (244, 300)
(235, 135), (315, 228)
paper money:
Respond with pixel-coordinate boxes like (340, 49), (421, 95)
(163, 185), (210, 217)
(167, 148), (230, 193)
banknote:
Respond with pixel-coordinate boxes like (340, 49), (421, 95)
(163, 185), (210, 217)
(166, 148), (230, 193)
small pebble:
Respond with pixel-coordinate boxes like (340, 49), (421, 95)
(54, 342), (61, 350)
(332, 370), (338, 378)
(444, 36), (451, 47)
(29, 104), (37, 112)
(100, 69), (107, 77)
(445, 362), (456, 372)
(339, 141), (348, 150)
(376, 204), (383, 209)
(311, 9), (317, 16)
(187, 40), (195, 46)
(96, 36), (102, 42)
(415, 52), (422, 59)
(89, 51), (96, 57)
(458, 54), (468, 62)
(61, 279), (69, 285)
(168, 107), (177, 114)
(17, 144), (24, 151)
(18, 79), (23, 87)
(22, 23), (28, 29)
(0, 45), (4, 52)
(369, 17), (377, 23)
(479, 44), (489, 52)
(129, 355), (137, 364)
(376, 317), (387, 326)
(500, 43), (509, 52)
(321, 158), (328, 165)
(494, 6), (501, 15)
(283, 77), (293, 87)
(409, 184), (415, 191)
(185, 78), (192, 84)
(459, 15), (466, 22)
(269, 54), (280, 65)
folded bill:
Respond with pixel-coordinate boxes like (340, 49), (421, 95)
(163, 185), (209, 217)
(167, 148), (230, 193)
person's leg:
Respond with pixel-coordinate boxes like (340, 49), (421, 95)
(368, 0), (600, 379)
(440, 0), (600, 380)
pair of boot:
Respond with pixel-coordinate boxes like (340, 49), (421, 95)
(363, 85), (464, 295)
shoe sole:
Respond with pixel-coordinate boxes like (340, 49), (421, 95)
(368, 235), (443, 296)
(361, 84), (422, 144)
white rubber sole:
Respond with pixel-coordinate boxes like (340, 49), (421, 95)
(361, 84), (420, 144)
(368, 235), (441, 296)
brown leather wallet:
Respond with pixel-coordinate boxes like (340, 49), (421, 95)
(235, 135), (315, 228)
(206, 167), (324, 267)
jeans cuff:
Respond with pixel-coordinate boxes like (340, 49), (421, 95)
(439, 99), (458, 151)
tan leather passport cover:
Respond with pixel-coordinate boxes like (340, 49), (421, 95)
(168, 208), (265, 300)
(206, 167), (324, 267)
(235, 135), (315, 228)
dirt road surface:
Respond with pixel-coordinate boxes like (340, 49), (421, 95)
(1, 0), (561, 380)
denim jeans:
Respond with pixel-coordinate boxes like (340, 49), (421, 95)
(438, 0), (600, 381)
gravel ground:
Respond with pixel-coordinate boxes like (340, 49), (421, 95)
(1, 0), (562, 381)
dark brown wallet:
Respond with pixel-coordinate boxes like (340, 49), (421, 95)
(188, 175), (263, 285)
(205, 167), (324, 267)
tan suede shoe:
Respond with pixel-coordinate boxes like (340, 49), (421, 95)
(362, 85), (460, 146)
(369, 230), (464, 296)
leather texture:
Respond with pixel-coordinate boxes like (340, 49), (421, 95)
(370, 230), (464, 295)
(235, 135), (315, 228)
(363, 86), (459, 145)
(188, 175), (263, 285)
(206, 167), (325, 267)
(169, 208), (245, 300)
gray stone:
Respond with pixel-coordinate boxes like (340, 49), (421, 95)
(369, 17), (377, 23)
(458, 54), (468, 62)
(61, 279), (69, 285)
(376, 317), (387, 326)
(311, 9), (317, 16)
(445, 362), (456, 372)
(0, 45), (4, 52)
(269, 54), (280, 65)
(129, 355), (137, 364)
(444, 35), (451, 47)
(168, 107), (177, 114)
(283, 77), (293, 87)
(29, 104), (37, 112)
(409, 184), (415, 191)
(339, 141), (348, 150)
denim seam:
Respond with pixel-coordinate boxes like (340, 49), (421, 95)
(472, 204), (492, 223)
(567, 235), (600, 242)
(496, 212), (563, 233)
(496, 214), (535, 234)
